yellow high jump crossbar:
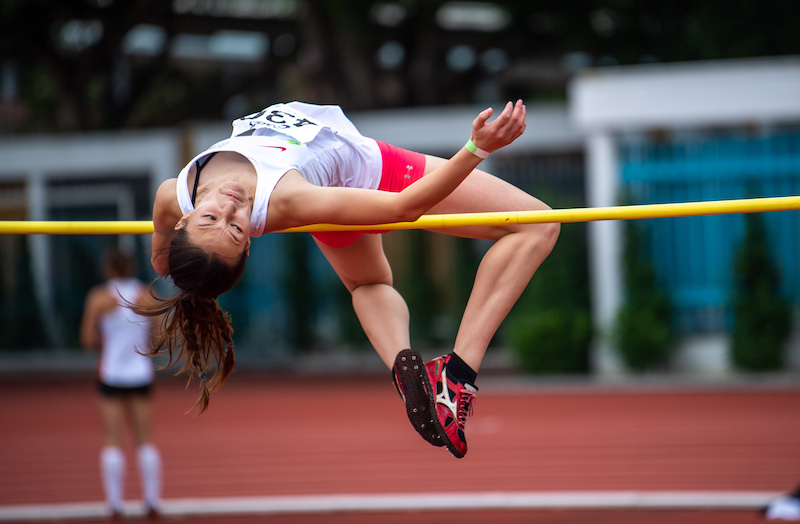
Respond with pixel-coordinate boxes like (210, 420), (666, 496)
(2, 195), (800, 235)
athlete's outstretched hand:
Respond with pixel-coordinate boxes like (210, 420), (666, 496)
(470, 99), (526, 153)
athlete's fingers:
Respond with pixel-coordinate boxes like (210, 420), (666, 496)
(502, 100), (524, 128)
(471, 107), (494, 132)
(509, 100), (526, 137)
(470, 100), (527, 152)
(493, 100), (525, 139)
(489, 101), (514, 129)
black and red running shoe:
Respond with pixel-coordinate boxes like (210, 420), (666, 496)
(392, 349), (443, 447)
(426, 354), (477, 459)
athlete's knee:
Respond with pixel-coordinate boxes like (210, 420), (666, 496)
(536, 220), (560, 254)
(507, 218), (560, 258)
(342, 270), (394, 294)
(524, 199), (560, 254)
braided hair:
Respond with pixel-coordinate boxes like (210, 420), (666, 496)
(134, 228), (245, 413)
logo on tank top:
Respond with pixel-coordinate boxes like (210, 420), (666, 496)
(405, 164), (414, 179)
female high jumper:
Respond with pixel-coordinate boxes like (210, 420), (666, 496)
(136, 99), (559, 459)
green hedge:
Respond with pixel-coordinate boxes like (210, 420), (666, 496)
(508, 216), (592, 375)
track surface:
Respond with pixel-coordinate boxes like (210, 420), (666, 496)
(1, 371), (798, 523)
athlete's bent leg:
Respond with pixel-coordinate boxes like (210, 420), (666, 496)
(314, 234), (442, 445)
(420, 155), (560, 457)
(424, 155), (559, 372)
(313, 233), (410, 368)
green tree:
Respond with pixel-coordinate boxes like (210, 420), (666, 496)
(614, 220), (674, 371)
(730, 213), (792, 370)
(4, 0), (800, 133)
(0, 236), (48, 349)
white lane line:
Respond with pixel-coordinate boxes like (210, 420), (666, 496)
(0, 491), (779, 521)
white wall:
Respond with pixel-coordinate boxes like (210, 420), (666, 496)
(0, 130), (179, 345)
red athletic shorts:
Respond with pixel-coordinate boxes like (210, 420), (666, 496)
(310, 141), (426, 248)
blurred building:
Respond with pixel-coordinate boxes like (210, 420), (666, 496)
(1, 55), (800, 376)
(570, 55), (800, 374)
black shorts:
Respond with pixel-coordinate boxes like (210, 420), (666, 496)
(97, 381), (152, 398)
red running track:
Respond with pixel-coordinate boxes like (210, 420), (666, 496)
(1, 371), (799, 523)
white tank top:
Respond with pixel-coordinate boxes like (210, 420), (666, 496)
(175, 102), (382, 237)
(97, 278), (154, 387)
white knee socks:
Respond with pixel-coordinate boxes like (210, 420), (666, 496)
(101, 445), (162, 512)
(100, 446), (125, 512)
(137, 444), (162, 510)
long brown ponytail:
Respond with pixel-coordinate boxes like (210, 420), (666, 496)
(138, 292), (236, 413)
(134, 228), (246, 413)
